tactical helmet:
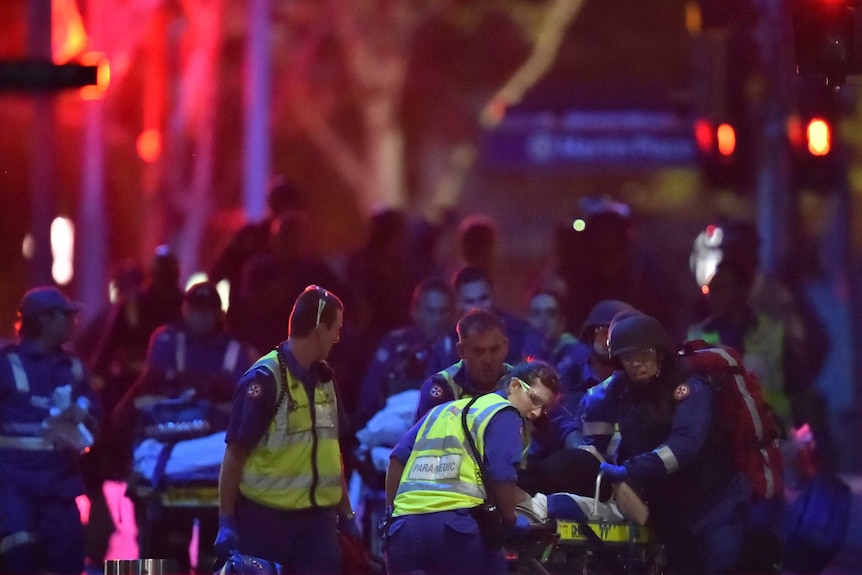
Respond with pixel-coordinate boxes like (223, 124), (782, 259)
(608, 314), (671, 358)
(580, 299), (636, 340)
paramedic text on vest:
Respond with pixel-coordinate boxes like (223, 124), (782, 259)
(0, 286), (102, 575)
(384, 361), (559, 575)
(215, 285), (359, 575)
(581, 313), (750, 575)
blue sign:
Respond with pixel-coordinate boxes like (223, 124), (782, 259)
(481, 110), (697, 171)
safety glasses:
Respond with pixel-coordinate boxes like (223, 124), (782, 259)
(515, 377), (545, 411)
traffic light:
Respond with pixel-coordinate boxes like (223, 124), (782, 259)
(793, 0), (862, 86)
(788, 113), (839, 189)
(694, 117), (751, 189)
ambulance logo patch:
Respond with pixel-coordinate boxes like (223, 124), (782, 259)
(247, 383), (262, 398)
(429, 384), (444, 398)
(673, 383), (690, 401)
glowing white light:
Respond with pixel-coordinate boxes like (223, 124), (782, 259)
(572, 219), (586, 232)
(183, 273), (230, 312)
(22, 234), (35, 259)
(690, 229), (724, 288)
(51, 217), (75, 285)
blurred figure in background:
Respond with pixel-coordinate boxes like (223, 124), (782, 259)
(112, 281), (257, 573)
(346, 208), (415, 346)
(689, 218), (833, 474)
(425, 265), (543, 374)
(90, 246), (184, 415)
(548, 196), (681, 339)
(457, 214), (500, 278)
(233, 210), (346, 355)
(354, 277), (454, 432)
(208, 175), (304, 330)
(0, 287), (102, 575)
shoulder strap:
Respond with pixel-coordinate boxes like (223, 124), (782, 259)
(273, 345), (290, 418)
(461, 396), (496, 505)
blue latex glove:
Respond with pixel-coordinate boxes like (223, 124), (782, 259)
(600, 461), (629, 483)
(506, 513), (533, 539)
(338, 513), (363, 541)
(214, 516), (239, 565)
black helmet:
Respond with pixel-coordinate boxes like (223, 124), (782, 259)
(580, 299), (636, 340)
(608, 314), (671, 358)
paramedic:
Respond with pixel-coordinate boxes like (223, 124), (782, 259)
(526, 297), (634, 462)
(581, 313), (749, 574)
(414, 309), (511, 420)
(0, 286), (102, 575)
(113, 281), (258, 572)
(214, 285), (358, 575)
(354, 276), (454, 431)
(384, 361), (559, 575)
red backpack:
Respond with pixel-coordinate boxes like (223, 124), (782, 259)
(678, 340), (784, 500)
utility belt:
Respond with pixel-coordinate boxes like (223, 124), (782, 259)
(0, 435), (56, 450)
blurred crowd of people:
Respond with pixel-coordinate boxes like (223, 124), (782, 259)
(0, 176), (838, 575)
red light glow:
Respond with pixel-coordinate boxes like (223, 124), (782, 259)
(806, 118), (831, 156)
(716, 123), (736, 156)
(694, 119), (714, 154)
(137, 129), (162, 163)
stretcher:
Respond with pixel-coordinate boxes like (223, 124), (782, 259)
(128, 433), (223, 570)
(509, 472), (665, 575)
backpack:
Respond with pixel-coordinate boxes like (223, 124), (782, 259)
(678, 339), (784, 500)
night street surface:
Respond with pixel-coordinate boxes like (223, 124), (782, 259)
(85, 476), (862, 575)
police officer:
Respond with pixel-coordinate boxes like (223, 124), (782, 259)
(414, 309), (511, 421)
(581, 313), (749, 575)
(354, 277), (454, 431)
(112, 281), (258, 573)
(0, 286), (102, 575)
(527, 298), (634, 463)
(383, 361), (559, 575)
(214, 285), (359, 575)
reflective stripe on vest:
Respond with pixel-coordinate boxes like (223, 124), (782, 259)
(223, 340), (241, 372)
(437, 361), (466, 399)
(240, 351), (343, 510)
(5, 353), (83, 392)
(7, 353), (29, 392)
(436, 361), (513, 400)
(0, 435), (55, 450)
(394, 393), (513, 516)
(0, 530), (37, 554)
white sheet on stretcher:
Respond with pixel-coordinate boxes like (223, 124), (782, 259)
(133, 431), (226, 484)
(517, 492), (626, 523)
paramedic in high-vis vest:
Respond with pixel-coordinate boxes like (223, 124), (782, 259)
(581, 313), (750, 575)
(214, 285), (359, 575)
(384, 360), (559, 575)
(414, 309), (512, 421)
(0, 286), (102, 575)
